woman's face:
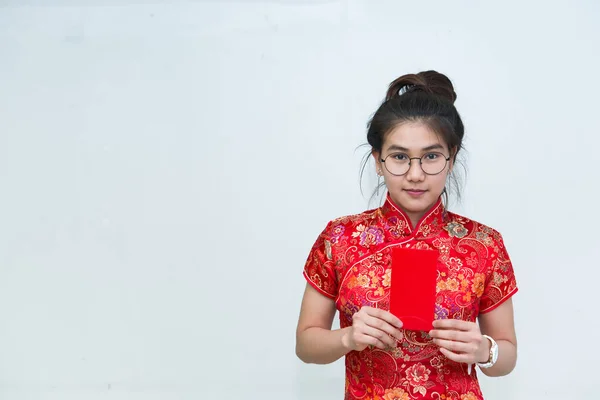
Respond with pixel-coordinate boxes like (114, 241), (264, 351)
(373, 122), (453, 227)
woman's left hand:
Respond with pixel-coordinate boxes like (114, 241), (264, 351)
(429, 319), (489, 364)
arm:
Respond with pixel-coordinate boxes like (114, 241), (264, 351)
(295, 283), (404, 364)
(429, 298), (517, 377)
(477, 298), (518, 377)
(295, 283), (350, 364)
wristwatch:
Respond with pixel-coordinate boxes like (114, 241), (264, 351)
(477, 335), (498, 368)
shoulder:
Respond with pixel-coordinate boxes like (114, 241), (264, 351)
(311, 207), (385, 260)
(321, 207), (383, 239)
(304, 208), (382, 273)
(444, 210), (506, 245)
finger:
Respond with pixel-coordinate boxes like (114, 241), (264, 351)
(432, 319), (474, 331)
(363, 314), (403, 341)
(432, 338), (477, 354)
(364, 307), (403, 329)
(429, 329), (470, 343)
(359, 325), (397, 348)
(355, 332), (387, 350)
(439, 347), (471, 363)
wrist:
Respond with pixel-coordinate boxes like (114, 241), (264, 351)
(340, 327), (352, 352)
(477, 335), (492, 363)
(477, 335), (499, 368)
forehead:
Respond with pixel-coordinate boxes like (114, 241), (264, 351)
(384, 122), (447, 151)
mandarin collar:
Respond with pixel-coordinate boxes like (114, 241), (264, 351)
(380, 193), (446, 240)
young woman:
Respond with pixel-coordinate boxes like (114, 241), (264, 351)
(295, 71), (518, 400)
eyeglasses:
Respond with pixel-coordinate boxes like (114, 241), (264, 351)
(380, 152), (451, 176)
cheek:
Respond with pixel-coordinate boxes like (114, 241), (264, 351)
(382, 174), (403, 187)
(429, 173), (449, 191)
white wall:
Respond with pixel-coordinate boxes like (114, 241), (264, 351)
(0, 1), (599, 399)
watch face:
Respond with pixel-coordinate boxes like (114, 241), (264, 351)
(490, 339), (499, 364)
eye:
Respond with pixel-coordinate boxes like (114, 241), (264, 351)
(390, 153), (408, 161)
(423, 152), (440, 161)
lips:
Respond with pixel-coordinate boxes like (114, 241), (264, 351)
(405, 189), (427, 196)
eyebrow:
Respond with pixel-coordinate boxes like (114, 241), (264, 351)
(386, 144), (445, 152)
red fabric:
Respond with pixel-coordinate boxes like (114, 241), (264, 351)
(390, 247), (438, 331)
(303, 194), (518, 400)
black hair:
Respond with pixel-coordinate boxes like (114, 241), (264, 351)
(360, 70), (466, 206)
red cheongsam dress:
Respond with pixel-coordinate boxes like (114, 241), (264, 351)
(303, 194), (518, 400)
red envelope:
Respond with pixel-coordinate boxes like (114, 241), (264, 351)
(389, 247), (438, 331)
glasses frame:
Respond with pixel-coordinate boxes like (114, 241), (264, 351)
(380, 152), (451, 176)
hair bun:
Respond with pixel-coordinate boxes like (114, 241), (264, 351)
(386, 70), (457, 104)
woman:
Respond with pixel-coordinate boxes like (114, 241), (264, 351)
(295, 71), (518, 400)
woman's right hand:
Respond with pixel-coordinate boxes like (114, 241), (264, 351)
(341, 306), (404, 351)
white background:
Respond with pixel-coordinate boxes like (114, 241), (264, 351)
(1, 1), (599, 399)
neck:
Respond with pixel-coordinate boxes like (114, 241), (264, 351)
(385, 194), (443, 232)
(406, 213), (423, 231)
(381, 194), (446, 240)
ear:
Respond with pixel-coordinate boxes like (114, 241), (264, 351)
(372, 150), (383, 175)
(448, 146), (458, 173)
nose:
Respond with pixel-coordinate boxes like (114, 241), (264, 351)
(406, 159), (425, 182)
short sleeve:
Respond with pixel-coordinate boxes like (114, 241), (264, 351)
(479, 232), (518, 313)
(302, 221), (338, 299)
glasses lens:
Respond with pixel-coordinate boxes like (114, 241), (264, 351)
(384, 153), (410, 175)
(421, 152), (447, 175)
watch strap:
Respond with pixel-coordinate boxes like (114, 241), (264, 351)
(477, 334), (498, 368)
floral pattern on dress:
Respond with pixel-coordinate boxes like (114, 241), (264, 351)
(303, 194), (518, 399)
(383, 387), (411, 400)
(353, 224), (385, 247)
